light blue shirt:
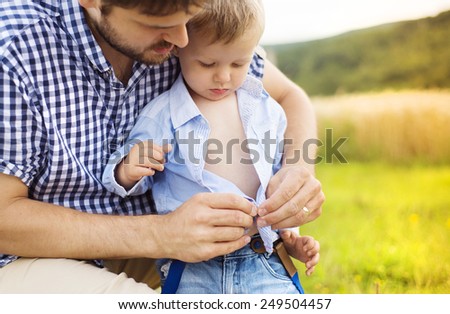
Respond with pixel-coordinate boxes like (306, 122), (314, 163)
(103, 74), (287, 247)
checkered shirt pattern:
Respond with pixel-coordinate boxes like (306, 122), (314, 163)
(0, 0), (264, 267)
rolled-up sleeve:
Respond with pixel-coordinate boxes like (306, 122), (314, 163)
(0, 57), (47, 186)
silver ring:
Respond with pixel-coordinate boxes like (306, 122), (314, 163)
(302, 206), (310, 215)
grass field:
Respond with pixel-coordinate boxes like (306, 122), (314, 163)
(294, 91), (450, 293)
(298, 162), (450, 294)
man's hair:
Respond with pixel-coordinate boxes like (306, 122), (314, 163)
(100, 0), (207, 16)
(187, 0), (265, 44)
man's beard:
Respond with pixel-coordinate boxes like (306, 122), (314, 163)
(91, 17), (173, 66)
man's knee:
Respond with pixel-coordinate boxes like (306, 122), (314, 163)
(0, 258), (156, 293)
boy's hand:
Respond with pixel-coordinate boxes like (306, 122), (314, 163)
(116, 140), (172, 189)
(281, 230), (320, 276)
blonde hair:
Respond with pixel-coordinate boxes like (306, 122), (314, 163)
(187, 0), (265, 44)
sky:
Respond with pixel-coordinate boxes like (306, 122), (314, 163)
(260, 0), (450, 45)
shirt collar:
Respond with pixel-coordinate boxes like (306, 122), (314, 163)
(239, 75), (265, 99)
(237, 75), (266, 132)
(169, 75), (203, 129)
(168, 74), (266, 129)
(59, 0), (111, 73)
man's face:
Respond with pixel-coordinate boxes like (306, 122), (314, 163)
(87, 5), (202, 65)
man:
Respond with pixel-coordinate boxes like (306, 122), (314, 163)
(0, 0), (324, 293)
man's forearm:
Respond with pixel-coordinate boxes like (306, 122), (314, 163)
(262, 60), (317, 175)
(0, 174), (162, 260)
(278, 83), (317, 174)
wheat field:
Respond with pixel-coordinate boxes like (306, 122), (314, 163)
(313, 90), (450, 164)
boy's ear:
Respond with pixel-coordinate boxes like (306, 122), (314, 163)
(78, 0), (99, 9)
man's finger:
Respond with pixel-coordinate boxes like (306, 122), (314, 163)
(258, 189), (309, 228)
(259, 172), (304, 215)
(209, 236), (251, 257)
(208, 226), (248, 242)
(208, 208), (254, 229)
(259, 180), (324, 228)
(196, 193), (257, 217)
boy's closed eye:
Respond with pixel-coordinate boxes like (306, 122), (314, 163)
(198, 61), (215, 68)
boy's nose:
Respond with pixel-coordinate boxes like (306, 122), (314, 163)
(214, 70), (231, 83)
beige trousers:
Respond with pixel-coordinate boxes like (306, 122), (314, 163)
(0, 258), (160, 293)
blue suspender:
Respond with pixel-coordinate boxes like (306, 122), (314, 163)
(161, 260), (186, 294)
(292, 272), (305, 294)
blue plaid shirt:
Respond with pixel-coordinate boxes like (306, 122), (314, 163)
(0, 0), (264, 267)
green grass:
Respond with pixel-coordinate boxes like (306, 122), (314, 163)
(296, 162), (450, 293)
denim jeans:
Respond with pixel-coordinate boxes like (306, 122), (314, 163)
(158, 244), (302, 294)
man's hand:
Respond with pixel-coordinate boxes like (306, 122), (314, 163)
(257, 165), (325, 230)
(155, 193), (257, 263)
(281, 230), (320, 276)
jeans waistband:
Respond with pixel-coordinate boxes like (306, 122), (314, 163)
(221, 235), (280, 259)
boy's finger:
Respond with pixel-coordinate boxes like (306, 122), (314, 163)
(308, 252), (320, 268)
(145, 158), (165, 171)
(279, 230), (293, 242)
(143, 149), (165, 163)
(305, 265), (316, 276)
(144, 144), (172, 164)
(162, 143), (172, 154)
(304, 237), (316, 250)
(132, 166), (155, 179)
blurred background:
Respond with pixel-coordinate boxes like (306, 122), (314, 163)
(260, 0), (450, 293)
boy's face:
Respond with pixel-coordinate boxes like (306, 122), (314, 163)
(84, 4), (202, 65)
(177, 28), (260, 101)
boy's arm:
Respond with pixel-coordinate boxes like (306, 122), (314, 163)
(102, 113), (171, 197)
(260, 59), (325, 229)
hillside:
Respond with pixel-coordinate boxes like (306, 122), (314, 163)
(264, 10), (450, 96)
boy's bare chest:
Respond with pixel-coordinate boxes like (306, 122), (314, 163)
(197, 97), (260, 199)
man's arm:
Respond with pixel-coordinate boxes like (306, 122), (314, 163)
(0, 173), (255, 263)
(260, 59), (325, 229)
(262, 60), (317, 174)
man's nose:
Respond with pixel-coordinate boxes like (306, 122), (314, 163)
(162, 24), (189, 48)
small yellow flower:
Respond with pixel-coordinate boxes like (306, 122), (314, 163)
(409, 213), (419, 225)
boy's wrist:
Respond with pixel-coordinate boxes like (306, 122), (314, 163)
(115, 159), (137, 190)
